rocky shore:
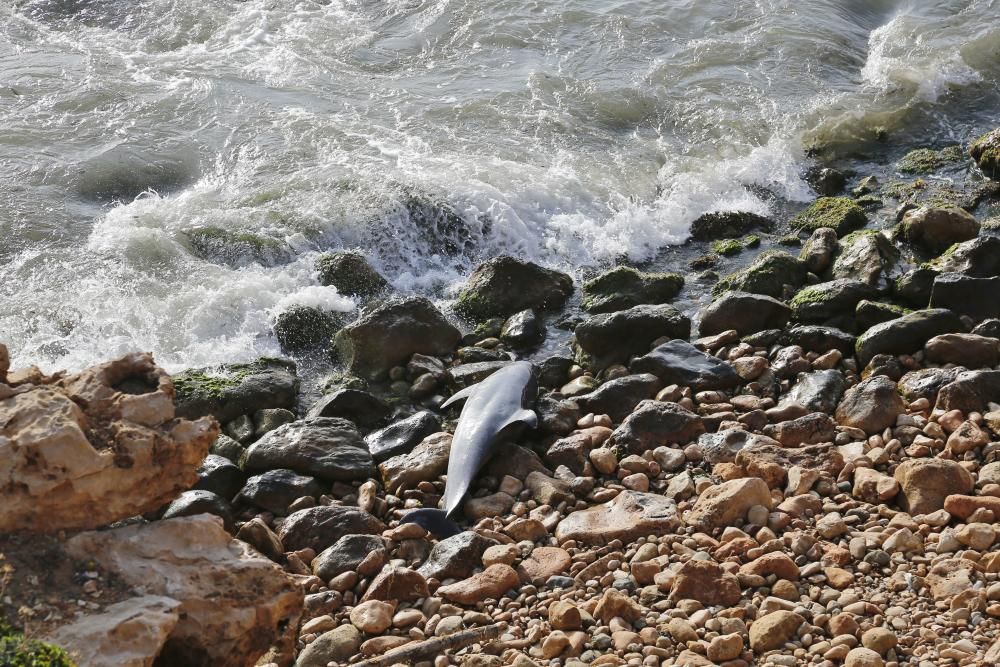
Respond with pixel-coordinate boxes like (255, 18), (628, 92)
(3, 128), (1000, 667)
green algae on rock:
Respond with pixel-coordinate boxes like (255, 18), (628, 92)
(689, 211), (773, 240)
(790, 197), (867, 235)
(897, 145), (964, 174)
(970, 128), (1000, 179)
(184, 226), (291, 266)
(712, 250), (807, 299)
(315, 251), (389, 299)
(455, 255), (573, 322)
(581, 266), (683, 314)
(172, 358), (299, 423)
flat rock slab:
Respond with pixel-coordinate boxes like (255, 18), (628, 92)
(630, 339), (739, 390)
(554, 490), (680, 545)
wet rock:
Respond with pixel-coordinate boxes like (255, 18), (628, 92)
(448, 360), (512, 387)
(690, 210), (773, 240)
(791, 197), (866, 235)
(831, 231), (899, 289)
(927, 235), (1000, 277)
(778, 370), (847, 414)
(630, 339), (739, 390)
(294, 625), (362, 667)
(698, 291), (791, 336)
(334, 296), (461, 379)
(161, 490), (234, 531)
(971, 128), (1000, 178)
(554, 490), (679, 544)
(669, 559), (741, 606)
(855, 300), (908, 331)
(897, 367), (965, 404)
(855, 308), (964, 367)
(500, 309), (545, 348)
(581, 266), (684, 313)
(713, 250), (808, 298)
(243, 418), (374, 482)
(893, 267), (938, 307)
(365, 411), (442, 463)
(535, 396), (581, 436)
(438, 564), (520, 605)
(735, 443), (845, 488)
(698, 429), (779, 465)
(930, 273), (1000, 320)
(764, 412), (837, 447)
(67, 515), (302, 667)
(305, 388), (390, 428)
(607, 399), (705, 454)
(538, 355), (574, 388)
(925, 333), (999, 367)
(236, 469), (324, 515)
(312, 535), (387, 581)
(799, 227), (838, 274)
(900, 205), (980, 254)
(316, 250), (389, 299)
(685, 477), (771, 531)
(184, 227), (292, 267)
(835, 375), (905, 434)
(272, 305), (345, 354)
(574, 304), (691, 368)
(575, 374), (661, 422)
(173, 357), (298, 423)
(781, 324), (855, 354)
(194, 454), (245, 501)
(935, 370), (1000, 412)
(455, 255), (573, 321)
(0, 352), (218, 533)
(378, 432), (451, 495)
(894, 459), (974, 515)
(418, 532), (499, 581)
(277, 505), (385, 553)
(790, 279), (878, 321)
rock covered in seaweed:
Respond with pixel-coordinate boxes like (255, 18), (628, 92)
(455, 255), (573, 321)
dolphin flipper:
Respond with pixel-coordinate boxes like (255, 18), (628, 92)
(441, 384), (478, 410)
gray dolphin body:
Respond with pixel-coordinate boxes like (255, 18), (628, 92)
(401, 361), (537, 537)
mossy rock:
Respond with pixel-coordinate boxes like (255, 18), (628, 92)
(712, 250), (808, 298)
(926, 236), (1000, 277)
(0, 619), (74, 667)
(831, 230), (900, 290)
(897, 146), (964, 174)
(689, 254), (718, 270)
(581, 266), (683, 314)
(971, 129), (1000, 179)
(743, 234), (761, 249)
(184, 226), (291, 266)
(315, 251), (389, 299)
(455, 255), (573, 322)
(777, 234), (803, 247)
(790, 279), (877, 322)
(790, 197), (867, 235)
(689, 211), (773, 240)
(172, 357), (299, 423)
(272, 305), (346, 354)
(710, 239), (743, 256)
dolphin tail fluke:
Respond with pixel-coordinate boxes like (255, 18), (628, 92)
(399, 508), (462, 538)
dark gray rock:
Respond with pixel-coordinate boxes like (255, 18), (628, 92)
(790, 279), (878, 322)
(831, 231), (899, 289)
(935, 370), (1000, 412)
(898, 368), (967, 404)
(455, 255), (574, 322)
(500, 309), (545, 348)
(253, 408), (297, 438)
(365, 411), (442, 463)
(972, 319), (1000, 339)
(272, 305), (345, 354)
(333, 296), (461, 379)
(713, 251), (808, 298)
(575, 374), (662, 422)
(536, 396), (581, 436)
(209, 434), (246, 465)
(538, 355), (574, 388)
(305, 388), (391, 428)
(448, 361), (512, 387)
(237, 468), (326, 515)
(575, 304), (691, 368)
(799, 227), (838, 275)
(194, 454), (245, 502)
(417, 532), (499, 581)
(689, 211), (773, 240)
(456, 346), (510, 363)
(928, 236), (1000, 277)
(698, 292), (791, 337)
(778, 370), (848, 414)
(780, 325), (855, 354)
(173, 358), (299, 423)
(581, 266), (684, 313)
(316, 250), (389, 299)
(930, 273), (1000, 320)
(161, 490), (234, 531)
(607, 400), (705, 454)
(243, 417), (375, 482)
(277, 505), (385, 553)
(855, 300), (909, 332)
(855, 308), (965, 367)
(894, 267), (938, 307)
(629, 340), (739, 390)
(312, 535), (387, 581)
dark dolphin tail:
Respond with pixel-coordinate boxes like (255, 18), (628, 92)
(399, 508), (462, 538)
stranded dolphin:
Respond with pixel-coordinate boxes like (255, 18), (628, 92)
(400, 361), (538, 537)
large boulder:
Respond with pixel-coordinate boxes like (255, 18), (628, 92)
(575, 374), (662, 423)
(790, 279), (878, 322)
(315, 250), (389, 299)
(698, 292), (791, 336)
(272, 306), (345, 354)
(277, 505), (385, 553)
(791, 197), (866, 235)
(835, 375), (905, 434)
(689, 211), (773, 240)
(894, 459), (973, 515)
(455, 255), (573, 321)
(305, 388), (391, 428)
(65, 515), (303, 667)
(242, 418), (375, 482)
(607, 399), (705, 453)
(629, 339), (739, 390)
(970, 128), (1000, 179)
(712, 251), (808, 298)
(899, 206), (980, 254)
(685, 477), (771, 531)
(830, 231), (899, 290)
(0, 351), (217, 534)
(333, 297), (461, 379)
(173, 357), (299, 423)
(927, 236), (1000, 277)
(855, 309), (964, 367)
(581, 266), (683, 313)
(574, 304), (691, 368)
(930, 273), (1000, 320)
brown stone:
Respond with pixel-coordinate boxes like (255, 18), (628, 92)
(749, 610), (804, 653)
(895, 459), (974, 515)
(594, 588), (642, 624)
(549, 601), (582, 630)
(554, 490), (679, 545)
(740, 552), (800, 581)
(669, 559), (741, 606)
(437, 564), (520, 605)
(852, 467), (899, 504)
(517, 547), (572, 585)
(763, 412), (837, 447)
(361, 566), (429, 603)
(685, 477), (771, 531)
(944, 494), (1000, 520)
(926, 558), (975, 601)
(735, 443), (844, 488)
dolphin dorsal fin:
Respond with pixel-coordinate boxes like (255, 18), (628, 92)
(441, 384), (478, 410)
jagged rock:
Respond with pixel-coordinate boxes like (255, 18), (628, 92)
(316, 250), (389, 298)
(500, 309), (545, 348)
(735, 443), (845, 488)
(835, 375), (905, 434)
(629, 340), (739, 390)
(581, 266), (684, 313)
(0, 351), (217, 533)
(235, 517), (284, 561)
(749, 611), (804, 653)
(778, 370), (847, 414)
(161, 490), (234, 530)
(607, 400), (705, 454)
(894, 267), (938, 307)
(791, 197), (866, 235)
(685, 477), (771, 531)
(927, 235), (1000, 277)
(574, 304), (691, 368)
(243, 417), (374, 482)
(305, 388), (391, 428)
(669, 560), (741, 606)
(689, 211), (773, 240)
(763, 412), (837, 447)
(272, 306), (345, 354)
(930, 273), (1000, 320)
(173, 357), (298, 423)
(379, 432), (452, 494)
(900, 206), (980, 254)
(855, 309), (964, 367)
(831, 231), (899, 289)
(894, 459), (973, 515)
(312, 535), (387, 581)
(194, 454), (245, 501)
(698, 292), (791, 336)
(935, 370), (1000, 412)
(713, 251), (808, 298)
(853, 467), (900, 503)
(236, 469), (325, 515)
(66, 515), (303, 667)
(897, 367), (966, 405)
(418, 532), (499, 581)
(554, 490), (679, 544)
(790, 279), (878, 322)
(698, 429), (780, 465)
(455, 255), (573, 321)
(278, 505), (385, 553)
(361, 566), (429, 603)
(365, 411), (442, 463)
(799, 227), (838, 274)
(334, 297), (461, 378)
(545, 426), (613, 475)
(575, 374), (662, 423)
